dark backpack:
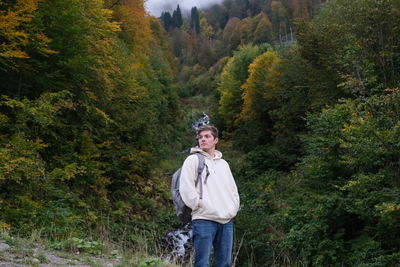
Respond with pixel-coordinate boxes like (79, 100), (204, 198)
(171, 153), (209, 224)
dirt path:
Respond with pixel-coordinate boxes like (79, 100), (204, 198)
(0, 240), (121, 267)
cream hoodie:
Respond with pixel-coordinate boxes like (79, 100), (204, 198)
(179, 147), (240, 224)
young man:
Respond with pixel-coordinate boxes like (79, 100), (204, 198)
(180, 125), (240, 267)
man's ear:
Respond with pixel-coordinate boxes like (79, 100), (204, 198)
(215, 137), (219, 144)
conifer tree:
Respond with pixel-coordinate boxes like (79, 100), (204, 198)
(175, 5), (183, 28)
(190, 7), (201, 34)
(172, 10), (178, 28)
(161, 11), (172, 31)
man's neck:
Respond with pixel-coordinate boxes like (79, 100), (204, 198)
(203, 148), (215, 158)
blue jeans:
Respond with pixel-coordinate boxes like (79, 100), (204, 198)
(192, 219), (234, 267)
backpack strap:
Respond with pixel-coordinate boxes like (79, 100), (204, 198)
(194, 153), (209, 200)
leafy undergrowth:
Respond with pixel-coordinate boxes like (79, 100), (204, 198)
(0, 231), (179, 267)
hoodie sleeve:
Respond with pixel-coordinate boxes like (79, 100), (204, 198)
(179, 155), (200, 210)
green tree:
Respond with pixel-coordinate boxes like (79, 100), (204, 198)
(279, 90), (400, 265)
(223, 0), (250, 19)
(190, 6), (201, 34)
(161, 11), (172, 31)
(202, 3), (229, 30)
(297, 0), (400, 98)
(173, 5), (183, 28)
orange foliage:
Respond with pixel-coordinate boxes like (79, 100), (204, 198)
(286, 0), (309, 19)
(222, 17), (241, 43)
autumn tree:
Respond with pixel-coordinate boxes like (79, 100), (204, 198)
(221, 17), (241, 53)
(199, 17), (214, 43)
(0, 0), (181, 241)
(253, 12), (273, 44)
(217, 44), (268, 131)
(0, 0), (55, 71)
(231, 51), (281, 148)
(285, 0), (309, 19)
(271, 1), (289, 42)
(111, 0), (152, 57)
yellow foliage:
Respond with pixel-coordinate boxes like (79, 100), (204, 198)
(0, 0), (56, 66)
(0, 50), (28, 59)
(94, 107), (112, 122)
(0, 136), (46, 183)
(239, 51), (282, 122)
(82, 0), (123, 101)
(339, 179), (361, 190)
(375, 202), (400, 214)
(50, 163), (86, 182)
(0, 113), (9, 125)
(111, 0), (152, 58)
(200, 17), (214, 41)
(0, 221), (10, 231)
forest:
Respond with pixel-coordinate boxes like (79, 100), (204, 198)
(0, 0), (399, 266)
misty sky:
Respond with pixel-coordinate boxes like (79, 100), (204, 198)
(145, 0), (224, 17)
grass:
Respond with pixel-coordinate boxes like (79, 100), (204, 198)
(0, 228), (181, 267)
(37, 252), (49, 263)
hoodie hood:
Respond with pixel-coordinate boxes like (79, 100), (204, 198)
(190, 147), (222, 160)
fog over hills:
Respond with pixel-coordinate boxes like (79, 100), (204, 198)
(145, 0), (224, 16)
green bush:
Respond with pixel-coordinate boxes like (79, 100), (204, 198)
(277, 91), (400, 265)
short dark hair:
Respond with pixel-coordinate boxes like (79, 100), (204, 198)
(198, 125), (219, 139)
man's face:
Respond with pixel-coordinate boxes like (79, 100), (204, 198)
(198, 130), (218, 151)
